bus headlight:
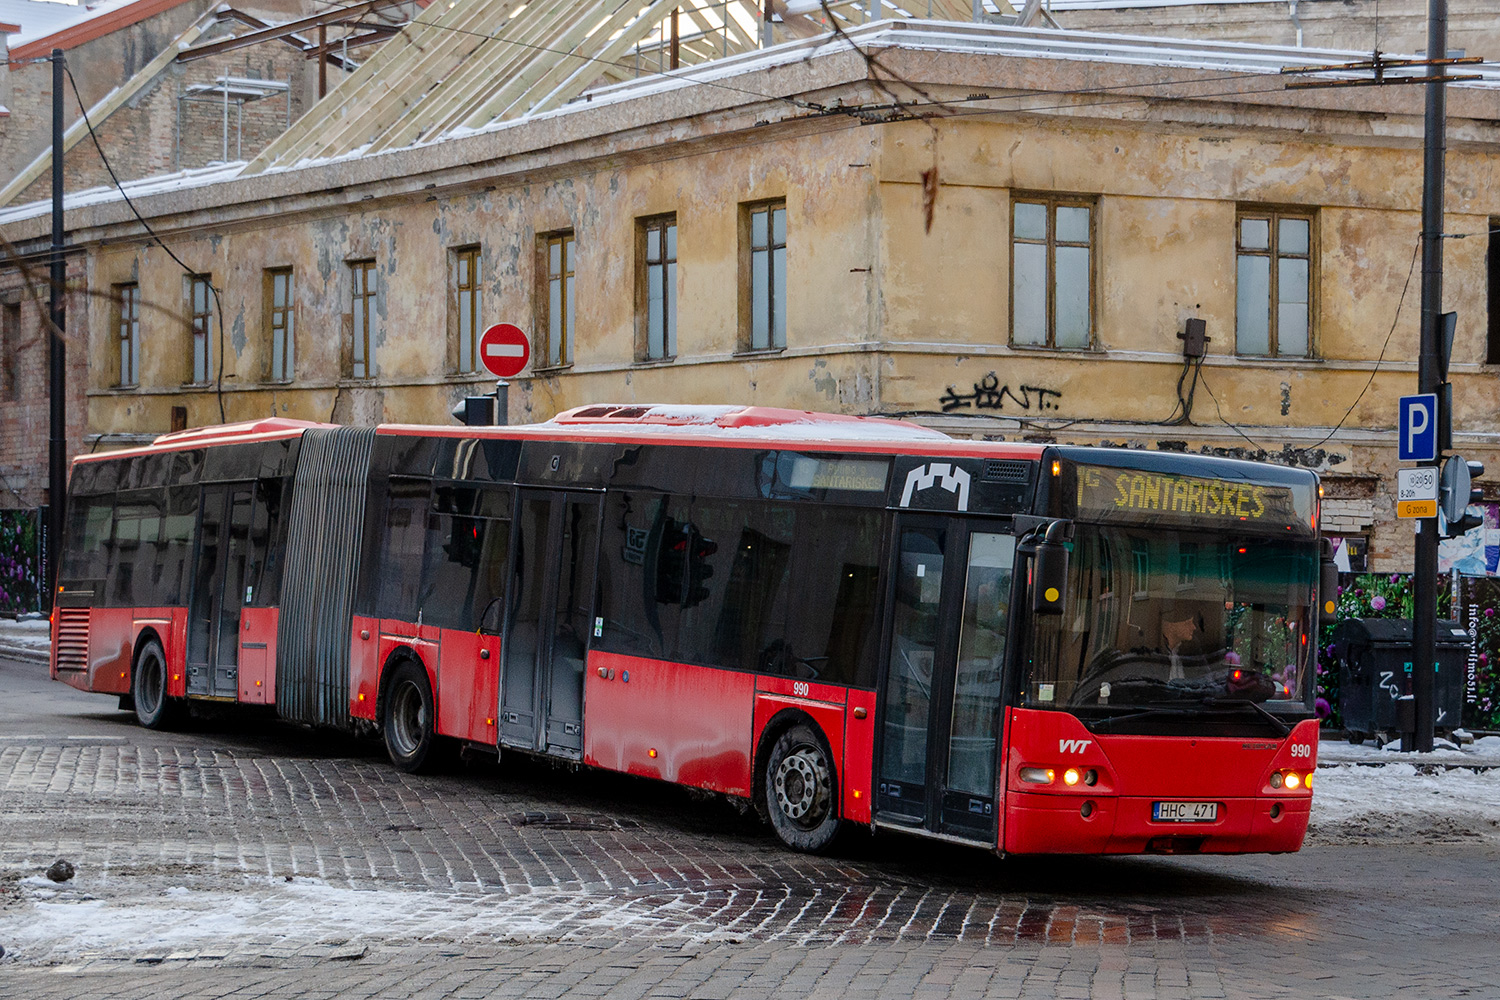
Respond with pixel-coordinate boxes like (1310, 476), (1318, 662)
(1019, 767), (1054, 785)
(1062, 768), (1081, 786)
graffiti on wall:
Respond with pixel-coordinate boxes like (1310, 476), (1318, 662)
(939, 372), (1062, 413)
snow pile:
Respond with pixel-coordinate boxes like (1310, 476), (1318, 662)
(1307, 762), (1500, 846)
(0, 618), (50, 664)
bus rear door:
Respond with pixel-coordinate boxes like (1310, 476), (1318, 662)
(875, 516), (1017, 845)
(500, 490), (603, 758)
(186, 483), (254, 699)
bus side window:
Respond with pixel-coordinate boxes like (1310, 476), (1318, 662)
(786, 507), (883, 688)
(158, 486), (199, 606)
(375, 478), (431, 621)
(62, 494), (115, 585)
(693, 499), (792, 675)
(109, 491), (164, 606)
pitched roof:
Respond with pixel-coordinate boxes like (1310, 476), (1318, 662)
(245, 0), (991, 173)
(8, 0), (200, 57)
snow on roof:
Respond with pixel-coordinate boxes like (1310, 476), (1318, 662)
(0, 0), (83, 42)
(0, 160), (244, 226)
(6, 0), (191, 50)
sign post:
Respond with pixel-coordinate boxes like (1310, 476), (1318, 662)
(478, 324), (530, 426)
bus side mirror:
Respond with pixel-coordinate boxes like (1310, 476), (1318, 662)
(1032, 524), (1069, 616)
(1319, 537), (1339, 627)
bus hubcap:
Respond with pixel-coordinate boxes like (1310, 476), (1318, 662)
(391, 684), (426, 756)
(774, 746), (829, 826)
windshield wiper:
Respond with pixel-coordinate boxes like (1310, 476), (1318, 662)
(1201, 697), (1292, 736)
(1084, 705), (1200, 733)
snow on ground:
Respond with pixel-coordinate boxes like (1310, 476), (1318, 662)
(1306, 761), (1500, 846)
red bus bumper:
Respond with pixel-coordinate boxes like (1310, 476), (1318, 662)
(1004, 790), (1311, 854)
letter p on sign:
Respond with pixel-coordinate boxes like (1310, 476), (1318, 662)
(1399, 393), (1437, 462)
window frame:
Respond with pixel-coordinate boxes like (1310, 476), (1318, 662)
(536, 231), (575, 370)
(348, 258), (378, 380)
(1234, 208), (1315, 359)
(1, 300), (19, 401)
(264, 267), (294, 383)
(188, 274), (214, 385)
(1008, 193), (1096, 351)
(741, 199), (787, 353)
(115, 282), (140, 388)
(636, 215), (678, 363)
(450, 245), (481, 374)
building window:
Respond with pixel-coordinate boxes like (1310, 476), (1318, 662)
(350, 259), (377, 379)
(115, 283), (140, 387)
(1, 301), (19, 401)
(538, 232), (575, 368)
(1010, 196), (1093, 350)
(265, 268), (294, 383)
(637, 216), (677, 361)
(451, 246), (481, 374)
(189, 274), (214, 384)
(1236, 211), (1312, 357)
(744, 201), (786, 351)
(1487, 218), (1500, 364)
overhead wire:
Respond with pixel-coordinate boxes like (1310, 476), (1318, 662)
(63, 61), (230, 424)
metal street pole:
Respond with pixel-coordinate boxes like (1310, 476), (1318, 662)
(1413, 0), (1447, 753)
(46, 49), (67, 610)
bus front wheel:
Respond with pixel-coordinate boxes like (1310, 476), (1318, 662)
(765, 723), (843, 853)
(383, 661), (443, 773)
(132, 639), (179, 730)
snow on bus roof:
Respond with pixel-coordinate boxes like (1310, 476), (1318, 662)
(545, 404), (953, 441)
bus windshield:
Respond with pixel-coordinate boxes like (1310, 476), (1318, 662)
(1026, 525), (1319, 722)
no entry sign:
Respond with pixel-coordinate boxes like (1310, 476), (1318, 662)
(479, 323), (530, 378)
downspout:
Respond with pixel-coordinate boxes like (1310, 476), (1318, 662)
(1288, 0), (1304, 47)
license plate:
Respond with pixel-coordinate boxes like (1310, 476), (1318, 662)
(1153, 801), (1218, 822)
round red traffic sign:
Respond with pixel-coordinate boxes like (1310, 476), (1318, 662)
(478, 323), (530, 378)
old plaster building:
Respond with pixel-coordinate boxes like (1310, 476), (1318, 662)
(3, 0), (1500, 573)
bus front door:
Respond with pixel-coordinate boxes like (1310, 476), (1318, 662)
(186, 483), (254, 699)
(500, 491), (602, 758)
(875, 518), (1016, 844)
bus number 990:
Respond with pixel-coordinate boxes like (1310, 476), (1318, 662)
(792, 682), (809, 697)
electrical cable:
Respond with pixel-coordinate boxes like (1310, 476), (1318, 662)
(64, 61), (229, 425)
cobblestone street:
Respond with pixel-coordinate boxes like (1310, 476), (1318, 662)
(1, 653), (1497, 999)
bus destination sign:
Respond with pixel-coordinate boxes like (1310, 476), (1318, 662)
(1073, 464), (1304, 529)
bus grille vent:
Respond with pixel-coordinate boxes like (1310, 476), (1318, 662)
(983, 460), (1031, 483)
(54, 609), (89, 671)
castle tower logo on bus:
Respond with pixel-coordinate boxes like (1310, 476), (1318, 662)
(899, 463), (971, 511)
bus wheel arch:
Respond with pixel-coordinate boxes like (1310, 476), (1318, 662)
(130, 631), (180, 730)
(755, 710), (844, 854)
(379, 652), (446, 774)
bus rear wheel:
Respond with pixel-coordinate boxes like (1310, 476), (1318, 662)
(132, 639), (179, 730)
(383, 661), (444, 773)
(765, 723), (843, 853)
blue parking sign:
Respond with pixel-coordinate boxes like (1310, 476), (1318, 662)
(1399, 393), (1437, 462)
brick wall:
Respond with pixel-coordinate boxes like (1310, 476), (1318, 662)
(0, 263), (89, 510)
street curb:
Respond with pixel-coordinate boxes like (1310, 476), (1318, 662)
(0, 641), (49, 666)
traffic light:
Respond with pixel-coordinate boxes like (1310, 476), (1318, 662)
(1441, 457), (1486, 539)
(654, 518), (688, 604)
(685, 526), (717, 607)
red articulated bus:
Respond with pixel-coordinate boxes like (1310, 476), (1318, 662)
(51, 405), (1333, 855)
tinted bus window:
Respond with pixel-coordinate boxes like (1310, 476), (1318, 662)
(158, 486), (199, 605)
(109, 491), (165, 605)
(688, 499), (793, 674)
(421, 503), (510, 631)
(245, 479), (286, 608)
(375, 478), (430, 620)
(62, 495), (114, 582)
(596, 491), (691, 661)
(785, 507), (883, 688)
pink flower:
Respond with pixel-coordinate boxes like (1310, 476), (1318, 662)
(1372, 596), (1387, 611)
(1224, 651), (1242, 665)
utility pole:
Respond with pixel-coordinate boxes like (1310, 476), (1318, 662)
(46, 48), (67, 611)
(1411, 0), (1449, 753)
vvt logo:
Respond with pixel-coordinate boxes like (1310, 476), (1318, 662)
(899, 462), (971, 511)
(1058, 739), (1092, 753)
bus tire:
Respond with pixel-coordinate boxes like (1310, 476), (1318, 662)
(383, 660), (443, 773)
(131, 639), (179, 730)
(765, 723), (843, 854)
